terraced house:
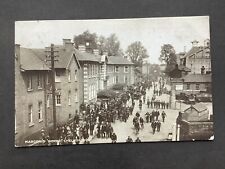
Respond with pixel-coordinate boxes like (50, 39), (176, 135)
(15, 39), (81, 146)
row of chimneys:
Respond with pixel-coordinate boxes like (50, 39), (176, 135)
(62, 39), (108, 56)
(191, 39), (210, 48)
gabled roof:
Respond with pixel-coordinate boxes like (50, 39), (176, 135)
(32, 46), (75, 69)
(184, 103), (208, 113)
(184, 46), (210, 59)
(183, 74), (211, 83)
(107, 56), (133, 65)
(20, 48), (50, 71)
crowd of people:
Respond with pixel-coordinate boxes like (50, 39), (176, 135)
(39, 77), (170, 146)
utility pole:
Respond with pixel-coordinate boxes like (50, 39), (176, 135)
(46, 44), (58, 139)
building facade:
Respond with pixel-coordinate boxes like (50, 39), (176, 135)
(15, 39), (81, 145)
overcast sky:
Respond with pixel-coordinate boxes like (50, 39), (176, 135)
(15, 16), (210, 64)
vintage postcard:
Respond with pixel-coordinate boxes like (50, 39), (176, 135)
(15, 16), (213, 147)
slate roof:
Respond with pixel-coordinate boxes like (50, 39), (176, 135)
(107, 56), (133, 65)
(32, 46), (75, 69)
(183, 46), (210, 59)
(183, 74), (212, 83)
(20, 47), (50, 71)
(75, 49), (101, 63)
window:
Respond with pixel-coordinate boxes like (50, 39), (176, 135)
(116, 76), (119, 83)
(68, 91), (71, 106)
(196, 84), (200, 90)
(69, 113), (72, 119)
(56, 94), (61, 106)
(38, 102), (43, 121)
(28, 105), (33, 126)
(187, 84), (190, 90)
(27, 75), (33, 91)
(55, 71), (61, 82)
(74, 70), (77, 81)
(68, 70), (71, 82)
(46, 73), (50, 85)
(124, 66), (129, 73)
(124, 76), (128, 83)
(115, 66), (119, 72)
(37, 73), (42, 88)
(47, 95), (50, 108)
(75, 89), (78, 102)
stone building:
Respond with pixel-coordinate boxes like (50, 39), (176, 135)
(15, 39), (81, 145)
(181, 39), (211, 74)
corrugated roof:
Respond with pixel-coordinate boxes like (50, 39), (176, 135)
(107, 56), (133, 65)
(183, 74), (211, 83)
(20, 48), (50, 71)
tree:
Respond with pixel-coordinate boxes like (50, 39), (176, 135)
(126, 41), (149, 66)
(73, 30), (98, 50)
(97, 34), (123, 56)
(159, 44), (177, 75)
(159, 44), (177, 65)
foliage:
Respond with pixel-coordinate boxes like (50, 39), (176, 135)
(111, 83), (126, 90)
(159, 44), (177, 76)
(74, 31), (123, 56)
(126, 41), (149, 66)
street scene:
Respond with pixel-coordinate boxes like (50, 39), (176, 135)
(15, 16), (213, 147)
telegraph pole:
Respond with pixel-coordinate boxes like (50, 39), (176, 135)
(46, 44), (58, 139)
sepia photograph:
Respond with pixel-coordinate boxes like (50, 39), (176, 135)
(15, 16), (213, 147)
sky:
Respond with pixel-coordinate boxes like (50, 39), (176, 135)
(15, 16), (210, 64)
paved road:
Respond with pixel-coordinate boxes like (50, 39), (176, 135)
(91, 86), (180, 144)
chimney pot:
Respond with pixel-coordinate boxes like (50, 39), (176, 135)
(93, 49), (99, 55)
(78, 45), (86, 53)
(191, 40), (199, 47)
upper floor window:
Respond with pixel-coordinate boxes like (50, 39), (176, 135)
(27, 75), (33, 91)
(55, 71), (61, 82)
(124, 66), (129, 73)
(75, 89), (78, 102)
(115, 66), (119, 73)
(116, 76), (119, 83)
(196, 84), (200, 90)
(47, 95), (50, 108)
(37, 73), (42, 89)
(68, 70), (71, 82)
(68, 91), (71, 106)
(75, 70), (77, 81)
(56, 94), (61, 106)
(187, 84), (190, 90)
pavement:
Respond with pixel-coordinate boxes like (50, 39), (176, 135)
(91, 85), (180, 144)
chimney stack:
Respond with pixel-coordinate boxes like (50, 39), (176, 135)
(63, 39), (73, 50)
(93, 49), (100, 55)
(78, 45), (86, 53)
(191, 40), (199, 47)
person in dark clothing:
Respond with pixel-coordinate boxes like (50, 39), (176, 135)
(135, 137), (141, 142)
(147, 99), (150, 108)
(161, 111), (166, 122)
(145, 112), (150, 123)
(126, 136), (133, 143)
(84, 139), (90, 144)
(151, 121), (157, 134)
(111, 133), (117, 143)
(140, 117), (144, 128)
(156, 120), (161, 132)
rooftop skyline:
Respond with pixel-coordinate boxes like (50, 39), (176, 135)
(15, 16), (210, 64)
